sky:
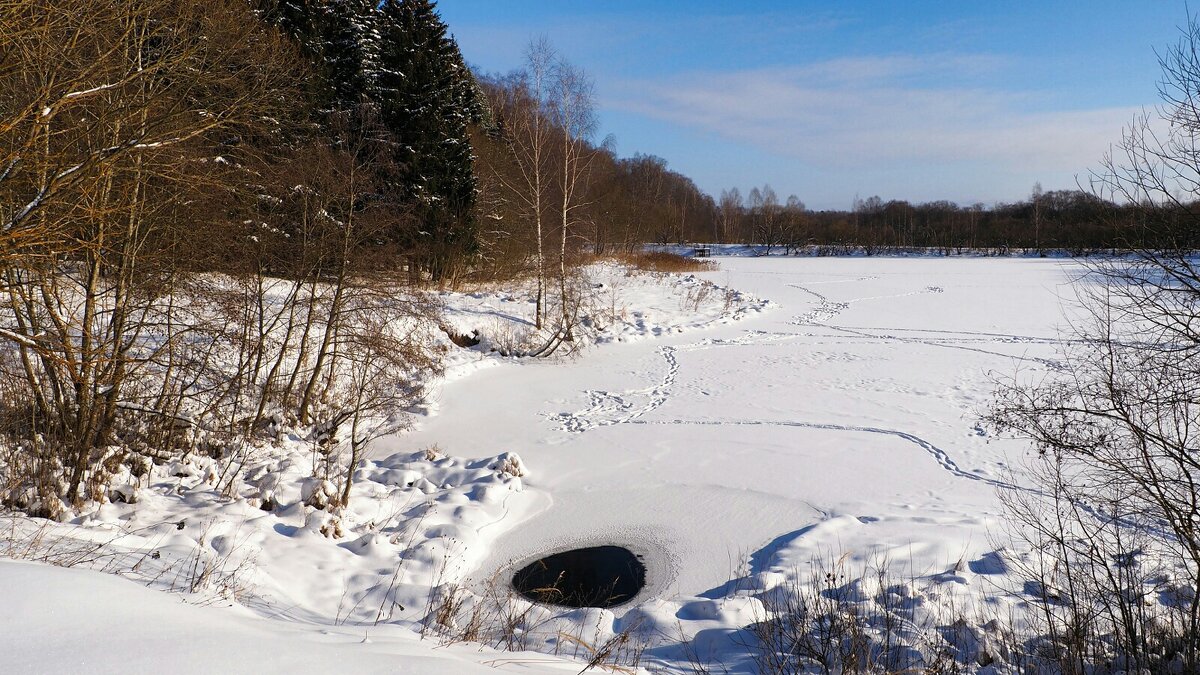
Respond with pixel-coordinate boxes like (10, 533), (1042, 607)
(437, 1), (1186, 210)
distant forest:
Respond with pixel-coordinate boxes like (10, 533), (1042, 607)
(5, 0), (1187, 299)
(5, 0), (1199, 510)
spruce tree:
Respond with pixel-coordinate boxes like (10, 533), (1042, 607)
(377, 0), (479, 278)
(258, 0), (380, 116)
(255, 0), (318, 50)
(315, 0), (380, 114)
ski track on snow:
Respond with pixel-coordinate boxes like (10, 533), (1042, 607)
(552, 275), (1068, 489)
(627, 417), (1019, 491)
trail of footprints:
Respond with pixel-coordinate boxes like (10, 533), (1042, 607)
(551, 276), (1064, 486)
(557, 345), (680, 433)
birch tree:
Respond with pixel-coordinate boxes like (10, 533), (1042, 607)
(547, 55), (596, 338)
(487, 39), (556, 329)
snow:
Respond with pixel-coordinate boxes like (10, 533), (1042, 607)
(392, 256), (1079, 670)
(0, 560), (578, 674)
(0, 256), (1085, 672)
(405, 257), (1072, 588)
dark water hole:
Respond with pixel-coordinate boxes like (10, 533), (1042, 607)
(512, 545), (646, 608)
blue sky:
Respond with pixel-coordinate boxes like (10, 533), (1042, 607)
(437, 1), (1185, 210)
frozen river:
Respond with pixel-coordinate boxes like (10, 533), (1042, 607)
(393, 257), (1081, 613)
(0, 256), (1090, 674)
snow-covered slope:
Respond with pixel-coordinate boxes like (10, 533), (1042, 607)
(0, 257), (1087, 672)
(391, 256), (1080, 670)
(0, 262), (766, 674)
(0, 560), (579, 674)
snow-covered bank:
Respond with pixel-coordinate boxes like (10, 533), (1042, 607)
(0, 262), (765, 673)
(393, 256), (1082, 671)
(11, 255), (1157, 672)
(1, 559), (580, 674)
(433, 261), (768, 385)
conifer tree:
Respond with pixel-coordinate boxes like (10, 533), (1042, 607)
(377, 0), (479, 279)
(315, 0), (380, 114)
(258, 0), (380, 116)
(256, 0), (317, 49)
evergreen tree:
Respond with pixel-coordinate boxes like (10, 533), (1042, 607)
(377, 0), (479, 278)
(255, 0), (318, 50)
(315, 0), (380, 114)
(258, 0), (380, 116)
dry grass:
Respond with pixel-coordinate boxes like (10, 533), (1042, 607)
(424, 566), (647, 672)
(0, 512), (256, 604)
(611, 251), (717, 273)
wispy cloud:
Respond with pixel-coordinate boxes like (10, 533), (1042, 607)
(605, 55), (1142, 176)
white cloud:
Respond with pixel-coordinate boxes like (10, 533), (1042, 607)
(605, 56), (1145, 176)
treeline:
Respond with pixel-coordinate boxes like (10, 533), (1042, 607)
(471, 64), (1197, 258)
(0, 0), (714, 515)
(672, 186), (1196, 255)
(0, 0), (470, 514)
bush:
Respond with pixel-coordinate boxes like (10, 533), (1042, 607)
(614, 251), (717, 274)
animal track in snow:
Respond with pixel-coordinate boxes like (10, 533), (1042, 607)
(826, 325), (1065, 369)
(557, 345), (680, 433)
(785, 282), (947, 328)
(552, 274), (1059, 489)
(786, 285), (849, 326)
(629, 417), (1019, 491)
(554, 277), (1064, 435)
(787, 279), (955, 326)
(784, 281), (1064, 368)
(792, 275), (879, 285)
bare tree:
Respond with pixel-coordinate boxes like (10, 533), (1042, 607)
(746, 186), (763, 249)
(718, 187), (743, 244)
(627, 154), (667, 248)
(547, 53), (596, 341)
(1031, 181), (1045, 253)
(749, 184), (782, 252)
(483, 39), (555, 329)
(990, 263), (1200, 670)
(783, 195), (807, 254)
(990, 13), (1200, 670)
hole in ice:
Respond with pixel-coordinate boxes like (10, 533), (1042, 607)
(512, 546), (646, 608)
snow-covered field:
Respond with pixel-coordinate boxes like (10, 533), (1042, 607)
(0, 256), (1084, 672)
(406, 256), (1078, 670)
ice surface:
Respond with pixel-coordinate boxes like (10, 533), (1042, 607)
(1, 256), (1084, 672)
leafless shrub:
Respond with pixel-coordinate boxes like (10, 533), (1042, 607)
(991, 298), (1200, 673)
(558, 627), (647, 674)
(0, 511), (254, 604)
(170, 519), (257, 601)
(614, 251), (716, 274)
(726, 554), (975, 675)
(424, 565), (646, 673)
(477, 316), (541, 357)
(680, 281), (716, 313)
(0, 0), (305, 507)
